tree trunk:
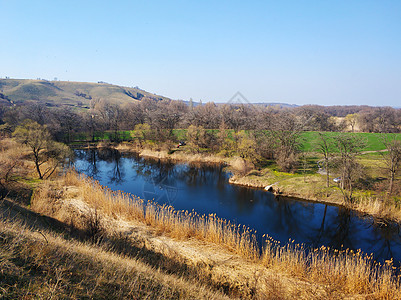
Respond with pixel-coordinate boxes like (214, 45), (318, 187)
(34, 154), (43, 179)
(389, 172), (394, 195)
(325, 157), (330, 188)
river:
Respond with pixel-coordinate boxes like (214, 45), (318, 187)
(73, 148), (401, 266)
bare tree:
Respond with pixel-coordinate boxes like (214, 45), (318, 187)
(13, 120), (70, 179)
(95, 100), (122, 142)
(333, 133), (366, 203)
(50, 107), (80, 143)
(316, 132), (335, 188)
(188, 102), (220, 129)
(141, 99), (187, 142)
(270, 112), (304, 172)
(380, 135), (401, 195)
(0, 139), (25, 199)
(358, 107), (401, 133)
(295, 105), (335, 131)
(120, 102), (145, 129)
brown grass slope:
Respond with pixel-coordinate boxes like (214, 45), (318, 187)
(0, 199), (229, 299)
(6, 170), (396, 299)
(0, 78), (170, 107)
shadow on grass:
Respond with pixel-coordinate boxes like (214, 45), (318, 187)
(0, 199), (242, 297)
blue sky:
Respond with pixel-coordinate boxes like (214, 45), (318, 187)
(1, 1), (400, 106)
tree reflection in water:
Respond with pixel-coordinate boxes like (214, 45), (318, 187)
(330, 207), (352, 249)
(364, 219), (401, 262)
(73, 149), (99, 179)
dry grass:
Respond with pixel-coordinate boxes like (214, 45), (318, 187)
(28, 169), (401, 299)
(57, 170), (260, 260)
(0, 217), (228, 299)
(352, 195), (401, 222)
(262, 239), (401, 298)
(139, 148), (228, 165)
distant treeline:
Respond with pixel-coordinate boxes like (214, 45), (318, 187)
(1, 99), (400, 141)
(1, 98), (401, 200)
(1, 99), (400, 172)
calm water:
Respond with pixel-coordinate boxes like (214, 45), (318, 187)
(73, 149), (401, 266)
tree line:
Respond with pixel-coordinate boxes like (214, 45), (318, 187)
(1, 100), (400, 139)
(0, 99), (400, 202)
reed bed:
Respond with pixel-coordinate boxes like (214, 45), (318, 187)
(352, 194), (401, 222)
(261, 238), (401, 297)
(63, 170), (259, 259)
(60, 169), (401, 298)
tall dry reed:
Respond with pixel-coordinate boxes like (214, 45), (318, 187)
(61, 169), (401, 297)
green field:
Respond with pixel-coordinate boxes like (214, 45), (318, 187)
(71, 129), (401, 153)
(301, 131), (401, 152)
(71, 130), (133, 142)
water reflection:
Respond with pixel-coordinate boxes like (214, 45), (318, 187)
(329, 207), (352, 249)
(73, 149), (401, 266)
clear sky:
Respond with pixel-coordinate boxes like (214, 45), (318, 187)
(1, 1), (400, 106)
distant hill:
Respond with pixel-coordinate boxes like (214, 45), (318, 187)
(211, 102), (298, 108)
(252, 102), (299, 108)
(0, 79), (170, 108)
(181, 100), (299, 108)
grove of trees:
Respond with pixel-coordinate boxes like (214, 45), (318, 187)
(1, 98), (400, 201)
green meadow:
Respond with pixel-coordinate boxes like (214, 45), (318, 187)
(301, 131), (401, 152)
(72, 129), (401, 153)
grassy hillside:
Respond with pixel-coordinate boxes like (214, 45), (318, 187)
(0, 78), (170, 108)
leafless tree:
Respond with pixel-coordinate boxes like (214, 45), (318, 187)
(13, 120), (70, 179)
(95, 100), (123, 142)
(50, 107), (80, 143)
(295, 105), (335, 131)
(143, 100), (187, 141)
(333, 133), (366, 203)
(359, 107), (401, 133)
(316, 133), (335, 188)
(187, 102), (220, 129)
(380, 135), (401, 195)
(120, 102), (145, 129)
(270, 112), (305, 172)
(0, 139), (25, 199)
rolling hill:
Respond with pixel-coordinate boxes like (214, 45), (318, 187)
(0, 79), (171, 108)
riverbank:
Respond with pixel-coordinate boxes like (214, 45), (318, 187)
(112, 143), (401, 223)
(19, 171), (401, 298)
(2, 135), (400, 298)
